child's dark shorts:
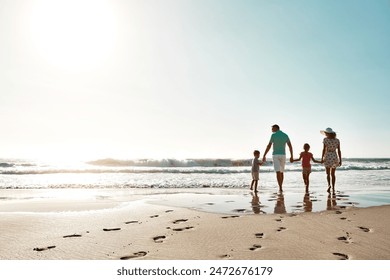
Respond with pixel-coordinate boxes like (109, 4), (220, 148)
(302, 167), (311, 175)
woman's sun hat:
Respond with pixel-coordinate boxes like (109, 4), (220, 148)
(320, 127), (336, 135)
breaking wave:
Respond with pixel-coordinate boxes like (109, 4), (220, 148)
(1, 158), (389, 175)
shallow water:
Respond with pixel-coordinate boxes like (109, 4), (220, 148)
(1, 158), (389, 214)
(147, 188), (390, 215)
(1, 185), (388, 215)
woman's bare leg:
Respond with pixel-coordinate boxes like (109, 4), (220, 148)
(326, 167), (331, 193)
(331, 168), (336, 194)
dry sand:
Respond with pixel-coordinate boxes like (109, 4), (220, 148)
(0, 189), (389, 260)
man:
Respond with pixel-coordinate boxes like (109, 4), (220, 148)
(262, 124), (293, 191)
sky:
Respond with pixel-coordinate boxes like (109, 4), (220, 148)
(0, 0), (389, 160)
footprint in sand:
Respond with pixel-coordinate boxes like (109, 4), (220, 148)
(333, 252), (349, 260)
(124, 221), (139, 224)
(165, 210), (174, 213)
(337, 232), (352, 244)
(219, 254), (232, 259)
(255, 233), (264, 238)
(335, 210), (343, 214)
(358, 226), (371, 232)
(172, 226), (194, 232)
(63, 234), (82, 238)
(249, 244), (262, 251)
(173, 219), (188, 224)
(277, 227), (286, 232)
(103, 228), (121, 231)
(120, 251), (147, 260)
(233, 209), (247, 213)
(33, 246), (56, 252)
(221, 215), (240, 219)
(275, 218), (282, 222)
(153, 236), (166, 243)
(150, 215), (159, 218)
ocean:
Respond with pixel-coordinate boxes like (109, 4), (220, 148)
(1, 158), (389, 214)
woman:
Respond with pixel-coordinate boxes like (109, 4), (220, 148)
(321, 127), (342, 194)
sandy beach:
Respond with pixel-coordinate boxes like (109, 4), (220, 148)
(0, 188), (389, 260)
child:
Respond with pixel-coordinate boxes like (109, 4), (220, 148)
(250, 150), (263, 192)
(293, 143), (321, 191)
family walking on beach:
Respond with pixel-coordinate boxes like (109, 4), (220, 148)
(251, 124), (342, 194)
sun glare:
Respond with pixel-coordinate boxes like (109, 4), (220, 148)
(29, 0), (117, 70)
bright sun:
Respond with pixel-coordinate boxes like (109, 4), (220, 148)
(30, 0), (117, 69)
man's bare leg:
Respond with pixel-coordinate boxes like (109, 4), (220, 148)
(276, 172), (284, 191)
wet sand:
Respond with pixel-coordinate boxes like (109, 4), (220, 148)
(0, 188), (389, 260)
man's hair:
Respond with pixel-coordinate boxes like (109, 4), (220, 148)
(272, 124), (280, 130)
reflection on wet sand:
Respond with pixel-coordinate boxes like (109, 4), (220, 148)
(327, 193), (338, 210)
(303, 192), (313, 212)
(274, 192), (286, 214)
(250, 192), (261, 214)
(146, 186), (377, 216)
